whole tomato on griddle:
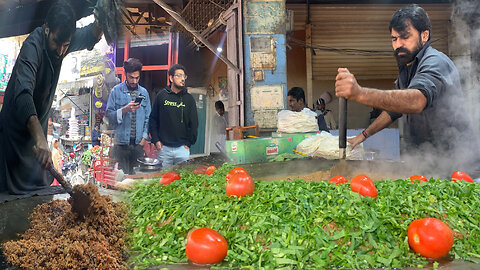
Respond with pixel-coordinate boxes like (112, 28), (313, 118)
(159, 171), (181, 185)
(350, 174), (377, 198)
(185, 228), (228, 265)
(450, 171), (473, 183)
(407, 217), (454, 259)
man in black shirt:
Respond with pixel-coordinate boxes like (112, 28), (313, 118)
(149, 64), (198, 168)
(0, 1), (103, 194)
(335, 4), (479, 175)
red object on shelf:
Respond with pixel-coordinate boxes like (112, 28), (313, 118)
(94, 135), (118, 188)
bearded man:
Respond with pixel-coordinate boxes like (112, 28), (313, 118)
(334, 4), (479, 177)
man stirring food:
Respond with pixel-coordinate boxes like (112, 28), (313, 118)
(0, 1), (103, 194)
(335, 4), (480, 176)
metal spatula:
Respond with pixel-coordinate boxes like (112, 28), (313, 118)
(34, 146), (92, 217)
(331, 97), (353, 177)
(46, 164), (92, 218)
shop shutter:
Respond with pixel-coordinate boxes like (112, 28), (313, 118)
(288, 4), (451, 80)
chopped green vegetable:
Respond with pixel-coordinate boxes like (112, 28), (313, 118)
(127, 164), (480, 269)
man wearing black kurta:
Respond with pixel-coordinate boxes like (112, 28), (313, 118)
(0, 1), (102, 194)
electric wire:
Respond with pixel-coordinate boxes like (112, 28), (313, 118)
(288, 36), (448, 56)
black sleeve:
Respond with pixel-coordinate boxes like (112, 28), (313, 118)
(317, 114), (329, 133)
(187, 95), (199, 147)
(67, 23), (100, 53)
(13, 40), (40, 125)
(387, 111), (402, 122)
(149, 93), (161, 144)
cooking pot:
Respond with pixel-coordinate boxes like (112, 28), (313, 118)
(136, 157), (162, 172)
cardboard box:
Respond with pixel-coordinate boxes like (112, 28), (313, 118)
(226, 137), (292, 164)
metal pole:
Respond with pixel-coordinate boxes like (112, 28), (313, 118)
(152, 0), (241, 74)
(339, 97), (347, 159)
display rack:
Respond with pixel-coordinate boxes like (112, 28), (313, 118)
(94, 131), (118, 188)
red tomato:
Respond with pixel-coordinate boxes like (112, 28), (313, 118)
(450, 171), (473, 183)
(350, 174), (377, 198)
(226, 173), (255, 198)
(205, 166), (216, 175)
(194, 165), (208, 175)
(159, 171), (181, 185)
(410, 175), (428, 182)
(226, 167), (249, 181)
(407, 218), (454, 259)
(185, 228), (228, 265)
(329, 176), (348, 185)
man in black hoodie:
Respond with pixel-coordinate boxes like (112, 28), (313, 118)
(149, 64), (198, 168)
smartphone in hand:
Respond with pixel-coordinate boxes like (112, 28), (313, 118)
(135, 95), (145, 104)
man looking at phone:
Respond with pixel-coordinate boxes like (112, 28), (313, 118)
(106, 58), (151, 174)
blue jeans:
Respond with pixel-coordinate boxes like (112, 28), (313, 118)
(158, 145), (190, 168)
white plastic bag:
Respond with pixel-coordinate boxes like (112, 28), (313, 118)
(296, 132), (364, 160)
(277, 108), (319, 133)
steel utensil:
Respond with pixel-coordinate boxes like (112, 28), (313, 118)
(33, 147), (91, 217)
(47, 164), (92, 218)
(339, 97), (347, 159)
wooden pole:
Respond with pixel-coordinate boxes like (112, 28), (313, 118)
(152, 0), (241, 74)
(306, 24), (313, 109)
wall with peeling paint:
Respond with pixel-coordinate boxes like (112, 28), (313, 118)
(243, 0), (288, 129)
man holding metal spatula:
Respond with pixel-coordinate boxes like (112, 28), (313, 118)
(0, 0), (121, 195)
(335, 4), (480, 176)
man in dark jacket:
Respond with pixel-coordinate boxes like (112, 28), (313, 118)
(149, 64), (198, 168)
(0, 1), (103, 194)
(91, 123), (101, 147)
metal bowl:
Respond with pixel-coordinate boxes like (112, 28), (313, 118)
(137, 157), (160, 166)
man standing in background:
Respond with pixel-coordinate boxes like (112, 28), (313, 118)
(91, 122), (101, 146)
(214, 100), (228, 153)
(106, 58), (151, 174)
(51, 139), (63, 186)
(315, 92), (337, 130)
(149, 64), (198, 168)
